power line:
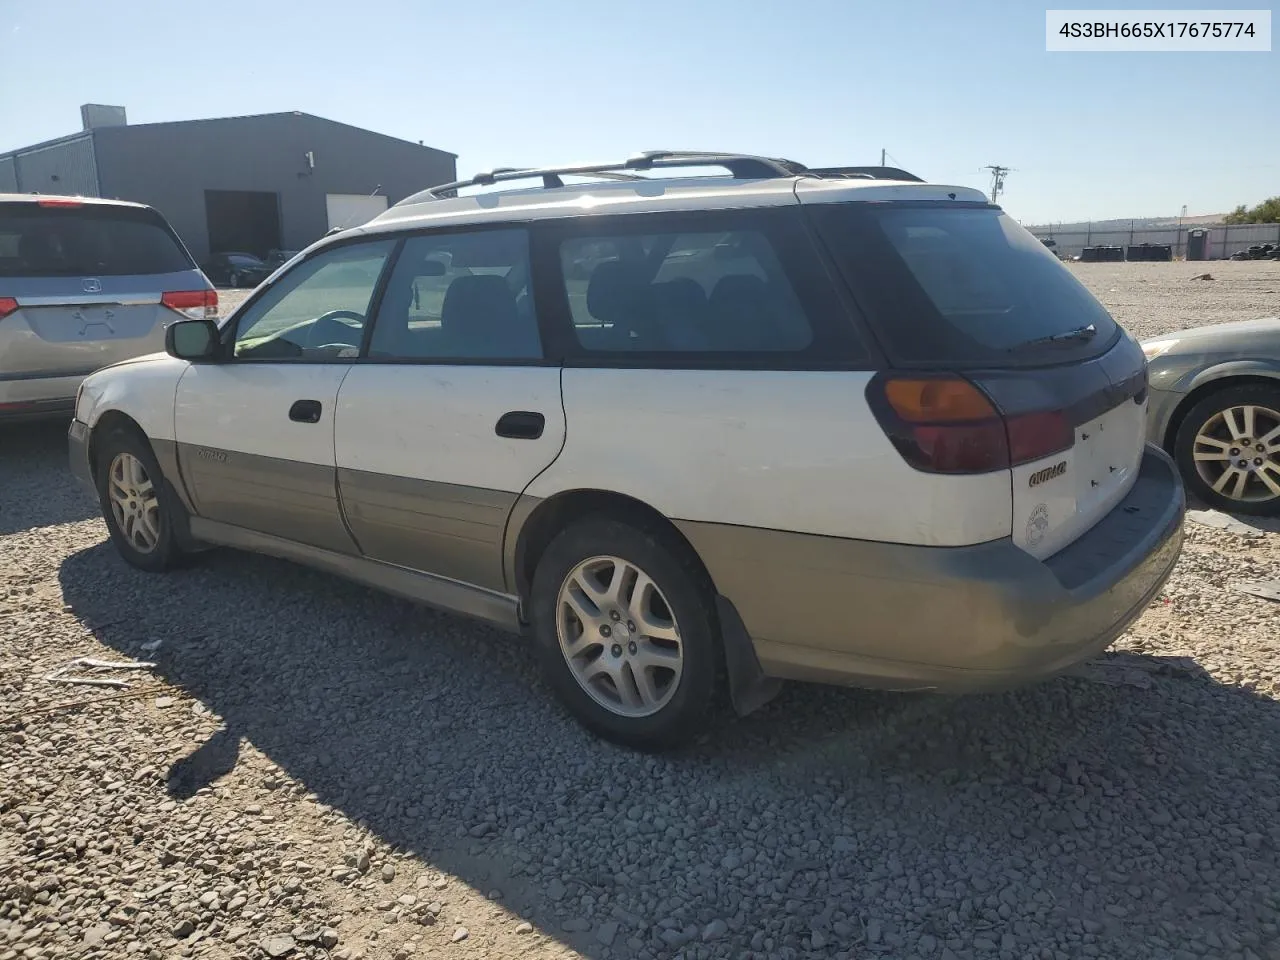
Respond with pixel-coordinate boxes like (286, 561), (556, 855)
(984, 165), (1010, 204)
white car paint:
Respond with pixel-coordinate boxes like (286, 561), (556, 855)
(334, 365), (566, 493)
(174, 362), (351, 468)
(1010, 398), (1147, 559)
(75, 353), (187, 442)
(524, 369), (1012, 547)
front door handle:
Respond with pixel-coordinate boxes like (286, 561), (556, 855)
(289, 399), (322, 424)
(495, 411), (545, 439)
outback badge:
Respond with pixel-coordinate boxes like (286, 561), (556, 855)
(1029, 460), (1067, 487)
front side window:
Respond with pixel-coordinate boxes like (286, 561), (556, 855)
(558, 225), (815, 354)
(368, 228), (542, 361)
(232, 240), (395, 360)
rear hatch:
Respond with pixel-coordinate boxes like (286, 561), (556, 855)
(0, 199), (214, 383)
(807, 197), (1148, 558)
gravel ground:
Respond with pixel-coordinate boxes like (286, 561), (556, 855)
(2, 262), (1279, 960)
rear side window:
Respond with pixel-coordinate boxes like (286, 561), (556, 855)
(545, 208), (866, 366)
(560, 229), (813, 353)
(0, 202), (195, 278)
(810, 203), (1119, 366)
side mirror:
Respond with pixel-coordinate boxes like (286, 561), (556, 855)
(165, 318), (220, 361)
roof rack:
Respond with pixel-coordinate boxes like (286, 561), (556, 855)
(399, 150), (809, 204)
(807, 165), (925, 183)
(395, 151), (922, 205)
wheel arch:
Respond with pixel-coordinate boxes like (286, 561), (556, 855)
(506, 487), (782, 717)
(506, 488), (716, 607)
(1162, 371), (1280, 451)
(87, 409), (152, 482)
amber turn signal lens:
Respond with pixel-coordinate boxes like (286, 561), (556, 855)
(883, 378), (996, 423)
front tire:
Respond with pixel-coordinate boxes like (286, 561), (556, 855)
(94, 427), (187, 572)
(529, 517), (721, 750)
(1174, 382), (1280, 516)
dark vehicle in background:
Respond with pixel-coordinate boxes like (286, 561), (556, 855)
(264, 249), (302, 271)
(0, 194), (215, 422)
(204, 251), (272, 288)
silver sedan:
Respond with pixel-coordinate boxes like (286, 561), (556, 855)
(1143, 317), (1280, 516)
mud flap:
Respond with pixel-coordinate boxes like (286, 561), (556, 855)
(716, 595), (783, 717)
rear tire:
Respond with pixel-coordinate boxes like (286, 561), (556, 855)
(94, 427), (188, 572)
(528, 516), (721, 750)
(1174, 382), (1280, 517)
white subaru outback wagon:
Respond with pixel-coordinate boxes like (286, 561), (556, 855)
(69, 151), (1185, 749)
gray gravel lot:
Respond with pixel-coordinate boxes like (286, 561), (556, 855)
(2, 262), (1279, 960)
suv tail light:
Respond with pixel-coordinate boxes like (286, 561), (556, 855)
(869, 374), (1073, 474)
(37, 198), (84, 208)
(162, 289), (218, 320)
(0, 297), (17, 320)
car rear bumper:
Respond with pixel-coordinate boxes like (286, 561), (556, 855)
(68, 418), (94, 493)
(678, 444), (1186, 692)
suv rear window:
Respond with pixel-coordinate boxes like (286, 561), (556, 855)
(810, 203), (1119, 366)
(0, 202), (195, 278)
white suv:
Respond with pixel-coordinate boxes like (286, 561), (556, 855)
(68, 151), (1186, 749)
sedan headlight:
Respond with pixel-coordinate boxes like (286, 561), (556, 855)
(1141, 338), (1179, 361)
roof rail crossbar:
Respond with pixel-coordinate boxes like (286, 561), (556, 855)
(399, 151), (810, 204)
(808, 165), (924, 183)
(622, 150), (807, 179)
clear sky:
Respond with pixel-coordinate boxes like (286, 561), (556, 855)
(2, 0), (1275, 224)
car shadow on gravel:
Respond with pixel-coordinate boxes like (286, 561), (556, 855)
(0, 421), (98, 534)
(59, 541), (1280, 959)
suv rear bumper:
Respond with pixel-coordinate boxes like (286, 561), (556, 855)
(679, 445), (1185, 692)
(0, 373), (86, 421)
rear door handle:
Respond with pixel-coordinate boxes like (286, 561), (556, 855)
(289, 399), (322, 424)
(495, 411), (545, 439)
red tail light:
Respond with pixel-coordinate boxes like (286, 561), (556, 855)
(870, 375), (1072, 474)
(1005, 409), (1072, 464)
(0, 297), (17, 320)
(37, 198), (84, 207)
(161, 289), (218, 320)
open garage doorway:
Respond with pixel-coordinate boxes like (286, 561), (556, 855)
(204, 190), (281, 257)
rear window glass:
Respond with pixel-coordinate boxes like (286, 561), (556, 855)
(811, 203), (1119, 365)
(0, 203), (194, 278)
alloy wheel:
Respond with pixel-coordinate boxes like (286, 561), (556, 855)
(107, 452), (162, 553)
(556, 555), (684, 718)
(1192, 403), (1280, 503)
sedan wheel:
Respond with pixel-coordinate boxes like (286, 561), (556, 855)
(556, 555), (684, 718)
(1192, 404), (1280, 504)
(1176, 384), (1280, 516)
(107, 452), (162, 554)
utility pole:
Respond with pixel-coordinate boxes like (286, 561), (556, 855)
(880, 148), (886, 166)
(984, 165), (1010, 204)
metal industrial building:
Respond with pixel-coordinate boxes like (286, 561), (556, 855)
(0, 105), (457, 262)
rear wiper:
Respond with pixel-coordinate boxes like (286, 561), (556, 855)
(1015, 324), (1097, 349)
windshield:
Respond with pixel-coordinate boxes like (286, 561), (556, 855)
(0, 202), (195, 278)
(810, 202), (1119, 365)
